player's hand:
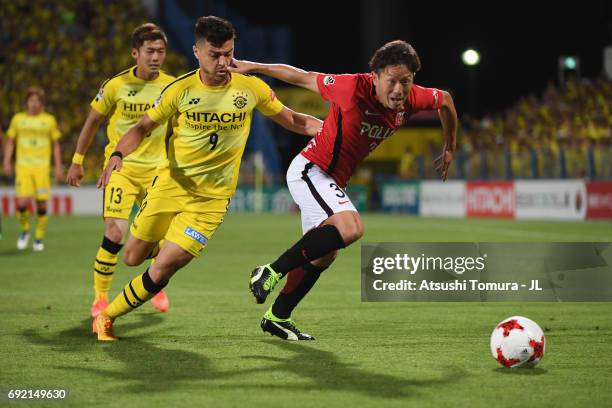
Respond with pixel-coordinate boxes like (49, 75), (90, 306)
(434, 148), (454, 181)
(228, 59), (259, 74)
(2, 161), (13, 177)
(66, 163), (84, 187)
(97, 156), (122, 189)
(54, 165), (65, 183)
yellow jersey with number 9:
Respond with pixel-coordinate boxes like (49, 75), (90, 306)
(147, 70), (283, 198)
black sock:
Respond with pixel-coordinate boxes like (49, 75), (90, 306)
(270, 225), (345, 275)
(271, 263), (328, 319)
(101, 235), (123, 255)
(142, 267), (168, 292)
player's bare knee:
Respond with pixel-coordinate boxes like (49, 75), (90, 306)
(105, 227), (123, 244)
(104, 218), (127, 243)
(36, 201), (47, 213)
(343, 230), (362, 245)
(341, 221), (364, 245)
(123, 248), (145, 266)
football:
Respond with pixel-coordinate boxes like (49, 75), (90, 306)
(490, 316), (546, 368)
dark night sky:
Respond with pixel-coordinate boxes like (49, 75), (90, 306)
(227, 1), (611, 118)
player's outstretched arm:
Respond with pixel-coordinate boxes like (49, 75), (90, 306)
(269, 106), (323, 137)
(66, 109), (105, 186)
(97, 114), (158, 188)
(229, 59), (320, 94)
(434, 91), (458, 181)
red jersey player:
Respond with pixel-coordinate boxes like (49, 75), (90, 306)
(230, 40), (458, 340)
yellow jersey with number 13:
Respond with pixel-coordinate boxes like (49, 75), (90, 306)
(91, 66), (175, 167)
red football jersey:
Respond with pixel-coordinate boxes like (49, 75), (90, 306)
(300, 73), (443, 186)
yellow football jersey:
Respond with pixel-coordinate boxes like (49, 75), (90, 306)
(147, 70), (284, 198)
(6, 111), (61, 169)
(91, 66), (175, 167)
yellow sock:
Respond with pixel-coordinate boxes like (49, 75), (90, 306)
(34, 213), (48, 240)
(94, 237), (123, 301)
(17, 209), (30, 232)
(104, 269), (165, 319)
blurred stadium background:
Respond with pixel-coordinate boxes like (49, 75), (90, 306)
(1, 1), (612, 220)
(2, 2), (612, 407)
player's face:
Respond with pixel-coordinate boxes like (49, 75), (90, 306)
(133, 39), (167, 75)
(26, 94), (43, 114)
(193, 38), (234, 84)
(372, 64), (415, 111)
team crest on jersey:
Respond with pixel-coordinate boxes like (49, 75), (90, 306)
(323, 75), (335, 86)
(395, 111), (406, 126)
(233, 91), (248, 109)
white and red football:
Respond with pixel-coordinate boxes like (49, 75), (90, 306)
(490, 316), (545, 368)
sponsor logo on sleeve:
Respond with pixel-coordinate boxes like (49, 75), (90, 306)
(432, 89), (439, 105)
(323, 75), (335, 86)
(95, 87), (104, 101)
(184, 226), (208, 245)
(153, 95), (161, 107)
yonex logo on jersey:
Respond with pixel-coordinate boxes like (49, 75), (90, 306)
(233, 91), (248, 109)
(127, 90), (137, 96)
(184, 227), (208, 245)
(189, 98), (201, 105)
(323, 76), (335, 86)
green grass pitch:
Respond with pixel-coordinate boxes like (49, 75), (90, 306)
(1, 214), (611, 407)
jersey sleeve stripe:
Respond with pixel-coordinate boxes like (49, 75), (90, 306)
(326, 110), (343, 174)
(99, 67), (133, 89)
(159, 69), (198, 95)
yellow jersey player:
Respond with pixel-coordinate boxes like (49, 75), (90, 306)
(0, 124), (4, 240)
(66, 23), (175, 318)
(92, 16), (323, 341)
(3, 87), (63, 251)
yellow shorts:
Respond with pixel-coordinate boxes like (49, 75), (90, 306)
(16, 167), (51, 200)
(103, 165), (158, 219)
(129, 172), (229, 257)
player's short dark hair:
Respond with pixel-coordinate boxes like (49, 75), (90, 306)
(369, 40), (421, 74)
(194, 16), (236, 47)
(25, 86), (45, 104)
(131, 23), (168, 49)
